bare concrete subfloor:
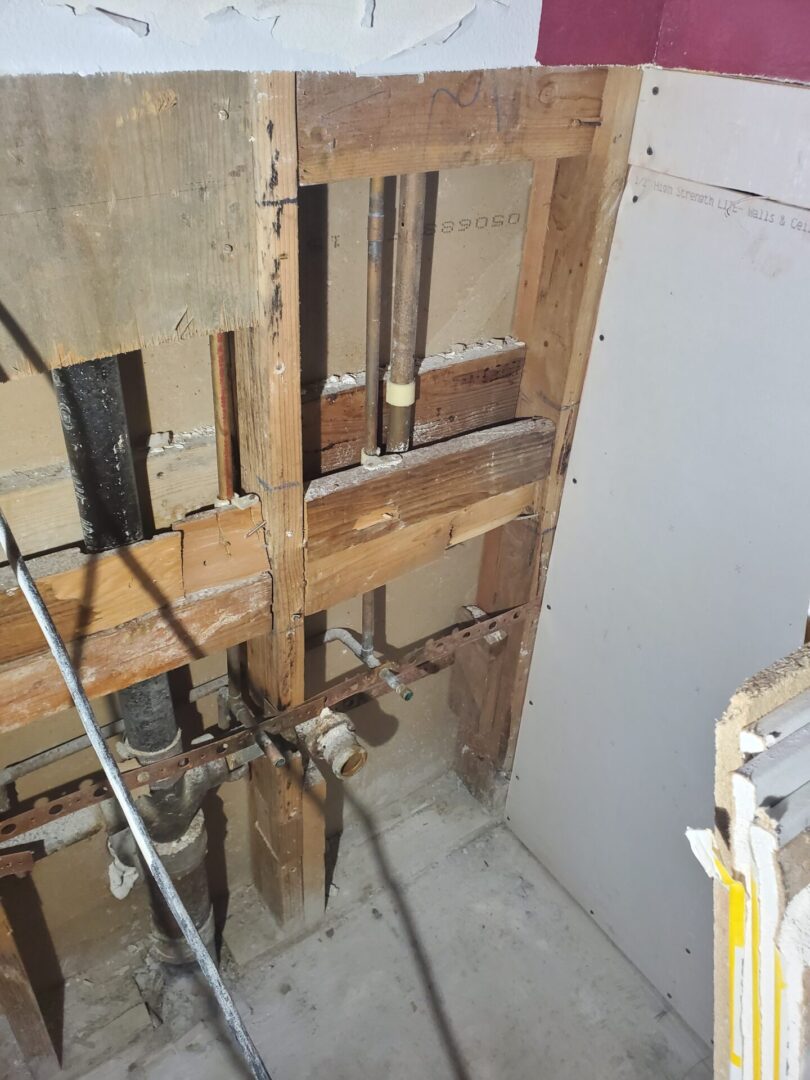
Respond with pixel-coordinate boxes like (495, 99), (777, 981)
(4, 775), (712, 1080)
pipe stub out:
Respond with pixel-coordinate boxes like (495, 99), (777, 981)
(296, 708), (368, 779)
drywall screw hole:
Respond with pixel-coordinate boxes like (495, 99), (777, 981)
(598, 334), (605, 341)
(589, 909), (594, 915)
(666, 993), (673, 1000)
(506, 815), (511, 822)
(546, 604), (551, 611)
(652, 86), (659, 95)
(646, 146), (653, 156)
(632, 195), (639, 203)
(572, 478), (577, 484)
(685, 947), (691, 955)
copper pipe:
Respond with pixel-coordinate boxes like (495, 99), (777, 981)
(209, 332), (241, 718)
(364, 177), (385, 459)
(362, 178), (387, 658)
(386, 172), (427, 454)
(209, 331), (235, 503)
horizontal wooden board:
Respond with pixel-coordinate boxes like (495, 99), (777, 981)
(1, 344), (522, 558)
(0, 575), (272, 732)
(0, 72), (256, 378)
(297, 68), (607, 185)
(0, 501), (269, 662)
(0, 533), (181, 664)
(0, 419), (552, 727)
(305, 418), (554, 611)
(302, 342), (524, 479)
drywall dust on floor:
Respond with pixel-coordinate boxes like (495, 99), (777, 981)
(19, 774), (712, 1080)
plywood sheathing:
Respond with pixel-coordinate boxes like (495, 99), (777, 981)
(0, 73), (257, 378)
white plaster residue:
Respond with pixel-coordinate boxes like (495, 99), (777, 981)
(7, 0), (539, 75)
(44, 0), (476, 65)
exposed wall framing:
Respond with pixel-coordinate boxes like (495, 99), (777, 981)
(0, 63), (641, 1066)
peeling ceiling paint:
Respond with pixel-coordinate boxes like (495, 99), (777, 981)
(5, 0), (542, 75)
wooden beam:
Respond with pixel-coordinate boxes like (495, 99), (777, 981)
(0, 501), (267, 664)
(0, 73), (257, 379)
(0, 574), (272, 733)
(457, 68), (642, 799)
(232, 72), (325, 929)
(0, 418), (553, 731)
(511, 163), (557, 343)
(303, 341), (524, 479)
(0, 898), (58, 1080)
(521, 68), (643, 581)
(1, 342), (523, 560)
(305, 418), (553, 612)
(297, 68), (607, 185)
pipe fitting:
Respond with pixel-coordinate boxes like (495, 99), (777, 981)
(296, 708), (367, 780)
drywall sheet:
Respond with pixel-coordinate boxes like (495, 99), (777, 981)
(507, 165), (810, 1043)
(631, 68), (810, 208)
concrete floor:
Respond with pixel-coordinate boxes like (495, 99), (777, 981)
(3, 775), (712, 1080)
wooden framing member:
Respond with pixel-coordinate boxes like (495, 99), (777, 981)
(0, 898), (58, 1080)
(454, 67), (643, 800)
(0, 417), (553, 731)
(296, 68), (607, 184)
(1, 341), (523, 561)
(231, 73), (326, 928)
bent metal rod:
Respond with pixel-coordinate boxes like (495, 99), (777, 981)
(0, 509), (273, 1080)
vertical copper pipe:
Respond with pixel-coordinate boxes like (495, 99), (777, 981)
(209, 331), (235, 503)
(364, 177), (385, 460)
(386, 172), (427, 454)
(209, 332), (241, 715)
(362, 177), (386, 659)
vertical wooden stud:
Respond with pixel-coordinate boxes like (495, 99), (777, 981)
(233, 72), (325, 927)
(457, 68), (643, 800)
(0, 898), (58, 1079)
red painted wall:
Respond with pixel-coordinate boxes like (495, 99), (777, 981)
(536, 0), (810, 84)
(536, 0), (663, 67)
(656, 0), (810, 83)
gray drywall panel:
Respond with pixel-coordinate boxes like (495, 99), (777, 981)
(507, 165), (810, 1043)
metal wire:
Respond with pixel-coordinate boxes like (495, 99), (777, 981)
(0, 510), (272, 1080)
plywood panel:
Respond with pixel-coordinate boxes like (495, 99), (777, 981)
(0, 72), (256, 378)
(630, 69), (810, 207)
(507, 166), (810, 1043)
